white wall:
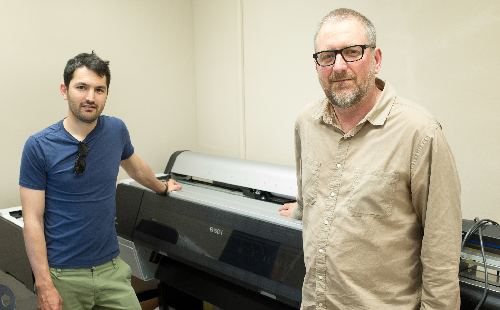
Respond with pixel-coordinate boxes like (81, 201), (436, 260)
(1, 0), (499, 222)
(193, 0), (243, 158)
(193, 0), (500, 221)
(1, 0), (198, 208)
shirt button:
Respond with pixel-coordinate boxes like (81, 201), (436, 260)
(319, 303), (323, 307)
(337, 163), (341, 168)
(319, 275), (323, 280)
(324, 220), (328, 225)
(319, 249), (323, 253)
(330, 192), (335, 196)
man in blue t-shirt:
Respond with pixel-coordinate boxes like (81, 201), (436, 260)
(19, 52), (181, 310)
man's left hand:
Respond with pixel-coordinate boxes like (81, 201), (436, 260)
(166, 179), (182, 193)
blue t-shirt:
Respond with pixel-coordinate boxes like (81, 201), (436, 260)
(19, 116), (134, 268)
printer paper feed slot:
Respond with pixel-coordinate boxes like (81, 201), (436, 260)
(171, 173), (296, 206)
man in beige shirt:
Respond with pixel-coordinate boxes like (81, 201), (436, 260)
(279, 8), (462, 310)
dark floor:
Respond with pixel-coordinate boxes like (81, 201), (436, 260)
(0, 269), (37, 310)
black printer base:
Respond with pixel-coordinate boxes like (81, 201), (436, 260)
(156, 256), (299, 310)
(460, 281), (500, 310)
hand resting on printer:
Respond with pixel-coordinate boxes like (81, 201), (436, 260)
(163, 179), (182, 194)
(279, 202), (295, 218)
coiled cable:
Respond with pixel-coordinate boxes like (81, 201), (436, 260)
(461, 218), (499, 310)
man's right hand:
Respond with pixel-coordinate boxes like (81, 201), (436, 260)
(37, 283), (63, 310)
(20, 186), (62, 310)
(279, 202), (296, 218)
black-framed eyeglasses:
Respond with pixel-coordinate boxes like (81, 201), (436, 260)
(73, 141), (89, 174)
(313, 44), (375, 67)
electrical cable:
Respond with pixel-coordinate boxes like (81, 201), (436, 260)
(461, 218), (499, 310)
(476, 225), (488, 310)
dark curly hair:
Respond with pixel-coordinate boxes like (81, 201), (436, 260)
(63, 51), (111, 92)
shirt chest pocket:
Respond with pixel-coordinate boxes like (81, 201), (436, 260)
(347, 169), (398, 218)
(302, 157), (321, 206)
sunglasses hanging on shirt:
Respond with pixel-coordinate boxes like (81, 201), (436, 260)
(73, 141), (89, 174)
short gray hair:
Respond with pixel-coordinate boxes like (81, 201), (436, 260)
(314, 8), (376, 52)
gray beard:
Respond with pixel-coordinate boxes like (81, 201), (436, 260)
(326, 85), (364, 109)
(322, 62), (376, 109)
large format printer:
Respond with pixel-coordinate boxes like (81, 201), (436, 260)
(116, 151), (304, 310)
(116, 150), (500, 310)
(1, 151), (499, 309)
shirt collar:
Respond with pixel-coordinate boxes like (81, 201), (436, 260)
(314, 78), (397, 128)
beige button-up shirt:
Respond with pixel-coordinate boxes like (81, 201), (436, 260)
(292, 79), (462, 310)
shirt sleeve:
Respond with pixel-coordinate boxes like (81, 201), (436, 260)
(120, 120), (135, 161)
(411, 126), (462, 310)
(19, 136), (47, 190)
(291, 121), (304, 220)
